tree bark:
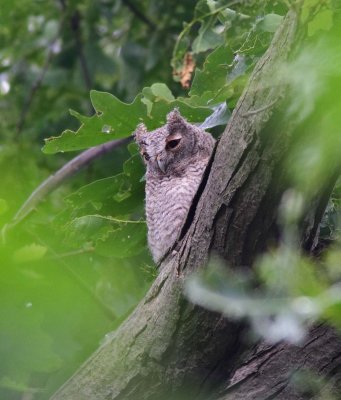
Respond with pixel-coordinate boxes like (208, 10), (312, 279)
(50, 8), (340, 400)
(218, 324), (341, 400)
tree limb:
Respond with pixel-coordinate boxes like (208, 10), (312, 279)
(11, 137), (132, 226)
(121, 0), (156, 30)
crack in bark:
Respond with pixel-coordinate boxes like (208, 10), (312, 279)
(237, 343), (279, 368)
(318, 351), (341, 376)
(262, 382), (288, 400)
(299, 329), (327, 351)
(144, 276), (169, 304)
(127, 324), (149, 353)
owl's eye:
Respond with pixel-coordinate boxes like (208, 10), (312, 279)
(166, 139), (181, 150)
(142, 152), (150, 161)
(166, 134), (182, 151)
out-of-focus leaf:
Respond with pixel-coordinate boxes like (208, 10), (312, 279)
(186, 265), (307, 344)
(192, 17), (224, 54)
(0, 376), (34, 393)
(171, 0), (233, 75)
(301, 0), (329, 23)
(193, 0), (210, 18)
(325, 249), (341, 281)
(257, 250), (325, 297)
(186, 257), (341, 344)
(0, 289), (63, 385)
(13, 244), (47, 263)
(0, 199), (8, 215)
(308, 10), (333, 36)
(257, 14), (283, 33)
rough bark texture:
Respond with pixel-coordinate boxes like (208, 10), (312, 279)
(51, 9), (340, 400)
(218, 324), (341, 400)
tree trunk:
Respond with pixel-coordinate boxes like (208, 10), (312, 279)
(50, 8), (340, 400)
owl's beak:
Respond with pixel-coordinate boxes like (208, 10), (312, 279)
(156, 155), (167, 174)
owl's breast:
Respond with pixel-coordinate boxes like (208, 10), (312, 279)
(145, 163), (206, 263)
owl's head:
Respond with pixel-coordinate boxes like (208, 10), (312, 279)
(134, 109), (215, 176)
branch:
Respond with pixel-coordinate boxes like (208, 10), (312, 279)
(10, 137), (132, 226)
(121, 0), (156, 30)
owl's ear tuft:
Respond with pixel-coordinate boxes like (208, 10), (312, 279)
(134, 123), (148, 144)
(167, 108), (187, 132)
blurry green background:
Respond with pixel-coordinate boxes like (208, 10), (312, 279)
(0, 0), (340, 399)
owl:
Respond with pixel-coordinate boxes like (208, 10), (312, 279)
(135, 109), (215, 263)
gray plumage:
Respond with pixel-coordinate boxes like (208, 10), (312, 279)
(135, 109), (215, 263)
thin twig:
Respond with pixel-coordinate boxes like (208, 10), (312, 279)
(11, 136), (132, 226)
(48, 246), (95, 260)
(121, 0), (156, 30)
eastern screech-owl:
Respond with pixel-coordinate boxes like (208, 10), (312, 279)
(135, 109), (215, 263)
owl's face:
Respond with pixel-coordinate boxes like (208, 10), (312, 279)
(134, 109), (200, 176)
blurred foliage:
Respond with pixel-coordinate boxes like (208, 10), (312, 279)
(0, 0), (340, 399)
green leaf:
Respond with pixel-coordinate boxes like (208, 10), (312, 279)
(189, 45), (234, 105)
(258, 14), (283, 33)
(308, 10), (333, 36)
(43, 87), (212, 154)
(42, 91), (146, 154)
(96, 220), (147, 258)
(192, 17), (224, 54)
(66, 215), (146, 258)
(13, 244), (47, 263)
(66, 175), (128, 208)
(0, 300), (63, 379)
(171, 34), (191, 78)
(146, 83), (175, 102)
(146, 98), (212, 123)
(64, 157), (145, 217)
(123, 154), (145, 183)
(0, 376), (33, 393)
(194, 0), (232, 18)
(194, 0), (210, 18)
(141, 83), (175, 114)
